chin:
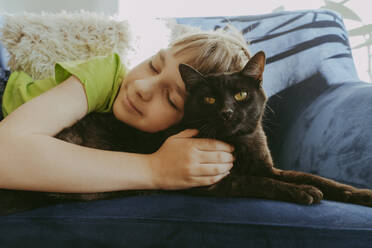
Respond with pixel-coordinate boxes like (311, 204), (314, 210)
(221, 120), (241, 134)
(141, 127), (160, 133)
(139, 123), (168, 133)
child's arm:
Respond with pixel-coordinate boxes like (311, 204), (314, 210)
(0, 76), (233, 192)
(0, 76), (152, 192)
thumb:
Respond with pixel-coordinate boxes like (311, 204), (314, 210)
(173, 129), (199, 138)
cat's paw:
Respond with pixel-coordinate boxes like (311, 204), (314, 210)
(345, 188), (372, 207)
(292, 185), (323, 205)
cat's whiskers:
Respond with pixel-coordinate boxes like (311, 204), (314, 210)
(198, 123), (210, 136)
(208, 126), (217, 139)
(183, 118), (206, 126)
(265, 105), (275, 115)
(204, 124), (213, 138)
(261, 113), (280, 132)
(182, 118), (209, 132)
(197, 122), (217, 139)
(200, 122), (216, 139)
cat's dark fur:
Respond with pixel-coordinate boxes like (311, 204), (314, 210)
(175, 51), (372, 206)
(1, 51), (372, 215)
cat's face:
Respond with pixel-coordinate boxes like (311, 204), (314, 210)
(179, 51), (267, 138)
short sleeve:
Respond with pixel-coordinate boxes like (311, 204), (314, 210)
(54, 53), (125, 113)
(2, 71), (57, 117)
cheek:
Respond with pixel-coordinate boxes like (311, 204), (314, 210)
(115, 83), (126, 101)
(124, 62), (148, 84)
(141, 102), (182, 132)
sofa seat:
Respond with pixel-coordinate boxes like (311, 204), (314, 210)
(1, 194), (372, 247)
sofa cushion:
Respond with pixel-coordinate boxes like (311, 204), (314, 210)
(281, 82), (372, 189)
(1, 194), (371, 247)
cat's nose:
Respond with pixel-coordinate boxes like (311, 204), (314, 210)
(221, 109), (233, 121)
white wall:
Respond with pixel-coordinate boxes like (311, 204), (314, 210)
(1, 0), (371, 82)
(0, 0), (118, 15)
(119, 0), (372, 82)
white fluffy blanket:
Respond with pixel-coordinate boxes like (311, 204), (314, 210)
(0, 11), (189, 79)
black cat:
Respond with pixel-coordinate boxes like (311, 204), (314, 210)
(175, 51), (372, 206)
(1, 51), (372, 215)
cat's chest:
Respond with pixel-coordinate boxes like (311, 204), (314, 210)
(224, 134), (271, 176)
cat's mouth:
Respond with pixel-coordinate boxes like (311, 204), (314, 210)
(217, 117), (245, 137)
(186, 117), (240, 138)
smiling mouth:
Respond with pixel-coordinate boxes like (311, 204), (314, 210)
(124, 94), (143, 116)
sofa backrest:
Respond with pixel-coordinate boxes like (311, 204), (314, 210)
(176, 9), (359, 98)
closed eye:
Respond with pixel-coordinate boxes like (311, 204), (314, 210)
(148, 60), (159, 73)
(167, 90), (179, 111)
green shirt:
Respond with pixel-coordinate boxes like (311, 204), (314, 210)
(2, 53), (126, 117)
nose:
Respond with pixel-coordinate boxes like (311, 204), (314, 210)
(221, 109), (233, 121)
(135, 79), (154, 102)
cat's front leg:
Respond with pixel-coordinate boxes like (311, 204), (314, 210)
(271, 168), (372, 207)
(188, 175), (323, 205)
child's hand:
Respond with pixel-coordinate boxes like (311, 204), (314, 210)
(149, 129), (234, 190)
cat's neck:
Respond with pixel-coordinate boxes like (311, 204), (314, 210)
(221, 124), (263, 144)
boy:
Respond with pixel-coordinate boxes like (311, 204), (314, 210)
(0, 27), (250, 193)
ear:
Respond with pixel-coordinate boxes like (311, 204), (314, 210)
(179, 64), (206, 91)
(241, 51), (266, 87)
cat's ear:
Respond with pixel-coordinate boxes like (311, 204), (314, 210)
(179, 64), (206, 91)
(241, 51), (266, 87)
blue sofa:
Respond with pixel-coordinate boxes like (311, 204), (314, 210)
(0, 9), (371, 247)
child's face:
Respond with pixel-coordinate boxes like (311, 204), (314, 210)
(113, 47), (187, 132)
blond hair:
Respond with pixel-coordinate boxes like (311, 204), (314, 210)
(168, 25), (250, 75)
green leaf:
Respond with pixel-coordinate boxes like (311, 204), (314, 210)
(272, 6), (285, 13)
(352, 38), (372, 49)
(321, 0), (362, 22)
(348, 24), (372, 37)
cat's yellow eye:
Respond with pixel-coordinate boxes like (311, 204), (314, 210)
(234, 91), (248, 101)
(204, 97), (216, 104)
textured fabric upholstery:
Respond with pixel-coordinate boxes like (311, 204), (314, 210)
(0, 9), (371, 247)
(1, 195), (372, 247)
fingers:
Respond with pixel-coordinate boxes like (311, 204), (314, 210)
(173, 129), (199, 138)
(196, 163), (233, 176)
(172, 129), (234, 153)
(198, 151), (235, 164)
(193, 138), (234, 153)
(191, 171), (230, 187)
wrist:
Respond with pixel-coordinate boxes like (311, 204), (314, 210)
(112, 152), (158, 191)
(146, 152), (162, 189)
